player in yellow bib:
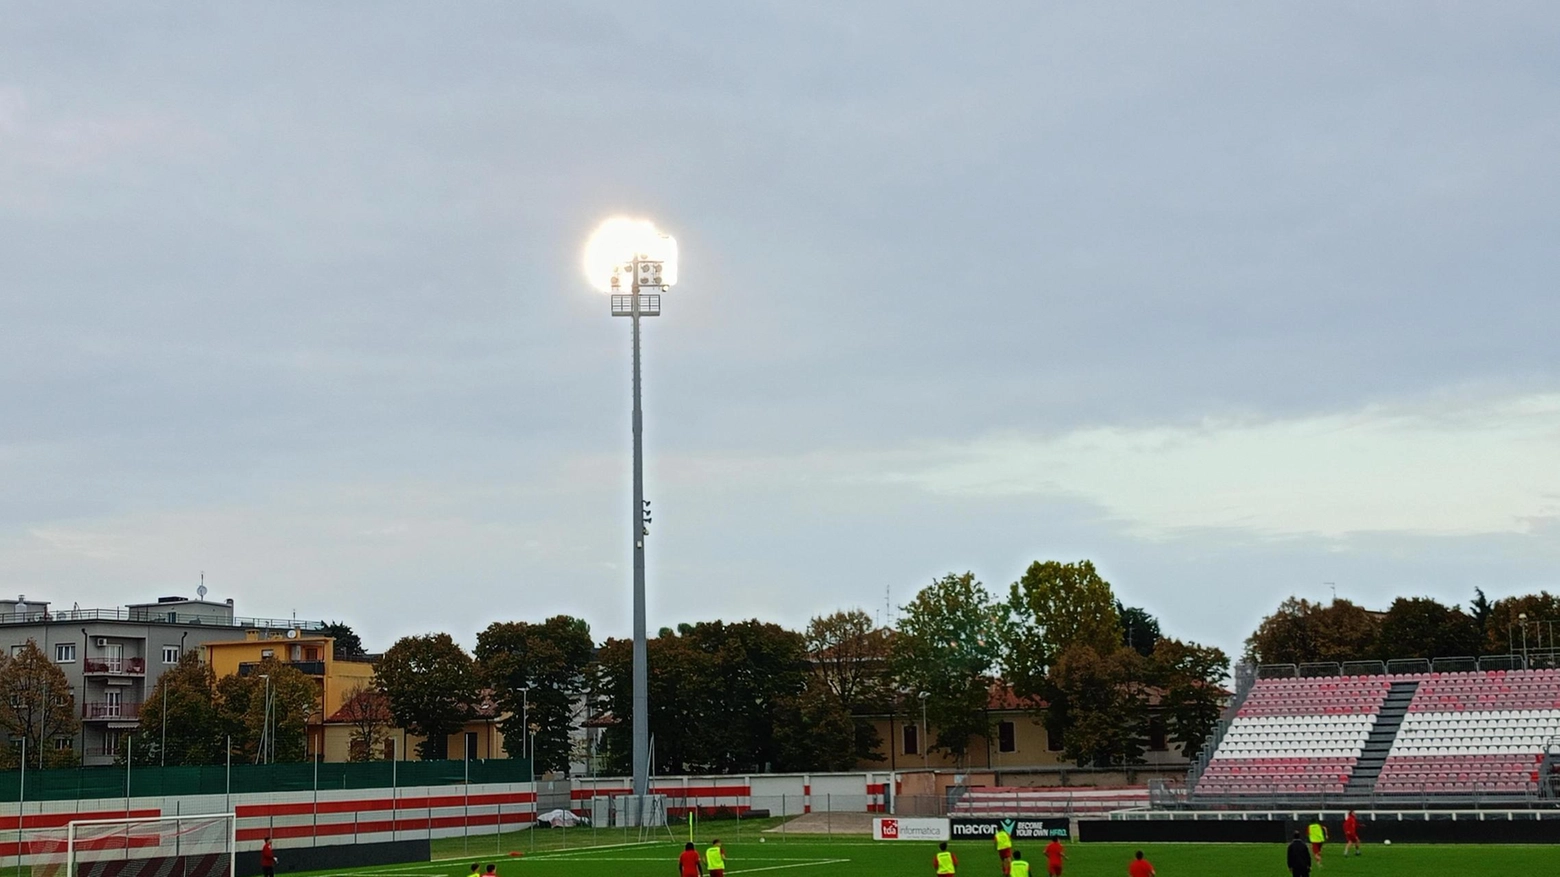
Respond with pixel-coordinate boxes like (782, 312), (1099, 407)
(1307, 821), (1328, 867)
(995, 828), (1014, 874)
(1010, 851), (1031, 877)
(706, 839), (727, 877)
(934, 841), (958, 875)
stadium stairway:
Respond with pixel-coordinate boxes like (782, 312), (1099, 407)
(1345, 679), (1419, 794)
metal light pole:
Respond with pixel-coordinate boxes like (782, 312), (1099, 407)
(584, 218), (677, 800)
(1520, 613), (1529, 669)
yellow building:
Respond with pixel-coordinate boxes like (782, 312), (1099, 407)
(203, 630), (376, 760)
(323, 687), (507, 763)
(860, 687), (1194, 771)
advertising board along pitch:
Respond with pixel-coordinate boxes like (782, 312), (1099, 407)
(951, 817), (1070, 840)
(873, 817), (951, 841)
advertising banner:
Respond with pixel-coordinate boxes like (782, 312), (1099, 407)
(950, 817), (1070, 840)
(873, 817), (952, 841)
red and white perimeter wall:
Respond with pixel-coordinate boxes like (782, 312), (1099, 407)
(0, 772), (895, 864)
(0, 784), (536, 864)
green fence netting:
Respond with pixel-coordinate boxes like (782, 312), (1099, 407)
(0, 757), (531, 802)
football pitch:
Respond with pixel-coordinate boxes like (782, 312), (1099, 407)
(296, 836), (1558, 877)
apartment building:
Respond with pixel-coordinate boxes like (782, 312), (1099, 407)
(0, 593), (321, 765)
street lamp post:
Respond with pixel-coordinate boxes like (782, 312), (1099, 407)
(1519, 613), (1529, 669)
(918, 691), (931, 771)
(584, 218), (678, 800)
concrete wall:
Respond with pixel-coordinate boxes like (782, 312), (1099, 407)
(572, 772), (894, 816)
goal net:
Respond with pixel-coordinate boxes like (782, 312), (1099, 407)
(31, 814), (235, 877)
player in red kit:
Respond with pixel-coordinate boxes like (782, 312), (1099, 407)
(1043, 838), (1066, 876)
(1343, 810), (1362, 857)
(678, 842), (703, 877)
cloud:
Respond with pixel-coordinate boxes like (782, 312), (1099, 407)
(876, 392), (1560, 539)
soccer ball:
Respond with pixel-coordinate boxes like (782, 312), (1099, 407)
(760, 838), (767, 844)
(1383, 839), (1391, 846)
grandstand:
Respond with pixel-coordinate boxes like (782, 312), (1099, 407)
(1187, 664), (1560, 803)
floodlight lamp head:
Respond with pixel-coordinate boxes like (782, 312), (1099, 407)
(583, 217), (679, 292)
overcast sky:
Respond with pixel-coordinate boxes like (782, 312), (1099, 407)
(2, 3), (1557, 658)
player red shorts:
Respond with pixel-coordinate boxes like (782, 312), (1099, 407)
(1345, 832), (1358, 843)
(1047, 864), (1063, 876)
(998, 849), (1012, 860)
(711, 871), (724, 877)
(1312, 842), (1323, 855)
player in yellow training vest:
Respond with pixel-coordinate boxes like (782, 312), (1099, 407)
(995, 828), (1014, 875)
(706, 839), (727, 877)
(1010, 851), (1031, 877)
(1307, 822), (1327, 867)
(934, 841), (958, 875)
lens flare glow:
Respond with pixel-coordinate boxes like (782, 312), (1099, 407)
(582, 217), (679, 292)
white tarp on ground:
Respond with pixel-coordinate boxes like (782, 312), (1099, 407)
(537, 809), (589, 827)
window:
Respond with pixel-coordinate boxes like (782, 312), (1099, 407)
(162, 645), (180, 664)
(55, 643), (76, 663)
(54, 737), (72, 751)
(105, 731), (121, 755)
(1148, 717), (1168, 752)
(1046, 726), (1063, 751)
(260, 648), (274, 659)
(998, 721), (1016, 753)
(8, 645), (21, 657)
(903, 724), (919, 756)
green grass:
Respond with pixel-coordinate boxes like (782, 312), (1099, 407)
(300, 836), (1560, 877)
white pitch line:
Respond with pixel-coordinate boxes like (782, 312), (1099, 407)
(727, 860), (851, 874)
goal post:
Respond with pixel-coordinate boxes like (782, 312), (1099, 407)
(47, 814), (236, 877)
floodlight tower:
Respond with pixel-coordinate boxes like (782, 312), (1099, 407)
(583, 218), (678, 799)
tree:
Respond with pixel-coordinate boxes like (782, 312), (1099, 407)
(1118, 603), (1162, 657)
(377, 633), (478, 760)
(1483, 592), (1560, 656)
(1147, 638), (1228, 760)
(804, 609), (892, 763)
(597, 620), (813, 775)
(476, 615), (594, 775)
(1005, 560), (1124, 751)
(1469, 588), (1493, 644)
(320, 622), (367, 660)
(1244, 597), (1380, 665)
(134, 651), (222, 766)
(1375, 597), (1481, 660)
(773, 683), (858, 772)
(1006, 560), (1122, 698)
(215, 663), (318, 763)
(0, 640), (79, 768)
(1049, 643), (1147, 767)
(890, 573), (1000, 762)
(336, 683), (393, 761)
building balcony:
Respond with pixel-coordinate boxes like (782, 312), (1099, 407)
(83, 701), (141, 721)
(238, 660), (325, 677)
(83, 657), (146, 676)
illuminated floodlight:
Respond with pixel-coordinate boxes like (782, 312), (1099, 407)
(582, 217), (679, 292)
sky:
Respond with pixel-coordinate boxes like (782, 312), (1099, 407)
(1, 3), (1557, 659)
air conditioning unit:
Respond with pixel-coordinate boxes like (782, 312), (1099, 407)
(95, 637), (108, 648)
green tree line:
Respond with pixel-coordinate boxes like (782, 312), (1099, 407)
(1244, 589), (1560, 666)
